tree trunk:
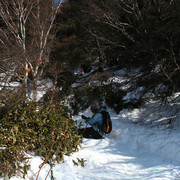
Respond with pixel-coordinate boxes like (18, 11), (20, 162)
(24, 63), (29, 100)
(33, 77), (38, 102)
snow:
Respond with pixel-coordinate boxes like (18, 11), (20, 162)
(0, 81), (21, 91)
(123, 87), (145, 103)
(5, 106), (180, 180)
(1, 69), (180, 180)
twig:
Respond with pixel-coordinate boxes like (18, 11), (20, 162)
(36, 141), (55, 180)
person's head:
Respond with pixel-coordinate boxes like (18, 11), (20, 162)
(90, 104), (100, 114)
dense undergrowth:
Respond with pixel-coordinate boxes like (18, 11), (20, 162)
(0, 101), (81, 179)
(70, 82), (143, 115)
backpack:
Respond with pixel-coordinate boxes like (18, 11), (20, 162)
(100, 110), (112, 134)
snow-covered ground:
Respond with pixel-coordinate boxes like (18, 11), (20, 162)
(1, 70), (180, 180)
(7, 106), (180, 180)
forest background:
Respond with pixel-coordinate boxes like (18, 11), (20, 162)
(0, 0), (180, 178)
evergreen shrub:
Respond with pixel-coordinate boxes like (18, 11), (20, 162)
(104, 85), (126, 114)
(80, 58), (93, 73)
(0, 101), (81, 179)
(70, 83), (126, 114)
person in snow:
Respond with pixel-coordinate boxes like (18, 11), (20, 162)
(79, 104), (111, 139)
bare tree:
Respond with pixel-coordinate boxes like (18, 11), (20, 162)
(0, 0), (63, 102)
(80, 0), (180, 95)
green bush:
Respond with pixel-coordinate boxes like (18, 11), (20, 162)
(70, 83), (126, 114)
(80, 58), (93, 73)
(0, 102), (81, 179)
(104, 85), (126, 114)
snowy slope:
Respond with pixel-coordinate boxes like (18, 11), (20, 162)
(1, 69), (180, 180)
(7, 107), (180, 180)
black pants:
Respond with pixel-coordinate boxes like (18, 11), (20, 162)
(79, 127), (102, 139)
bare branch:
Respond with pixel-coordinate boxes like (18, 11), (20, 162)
(0, 0), (63, 101)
